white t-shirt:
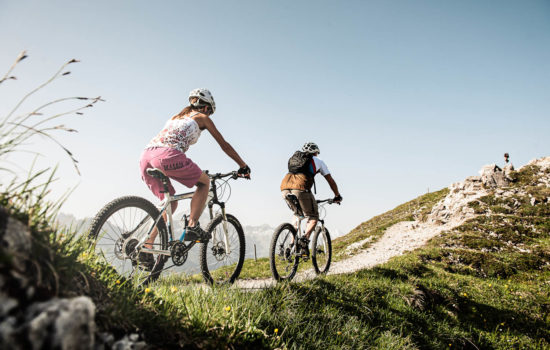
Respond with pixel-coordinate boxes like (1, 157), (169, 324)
(312, 156), (330, 176)
(146, 115), (201, 153)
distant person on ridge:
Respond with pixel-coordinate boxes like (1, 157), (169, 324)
(280, 142), (342, 257)
(139, 88), (250, 263)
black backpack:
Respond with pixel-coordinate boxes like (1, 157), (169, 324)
(288, 151), (317, 193)
(288, 151), (313, 176)
(287, 151), (318, 193)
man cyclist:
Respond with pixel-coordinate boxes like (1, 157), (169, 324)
(280, 142), (342, 257)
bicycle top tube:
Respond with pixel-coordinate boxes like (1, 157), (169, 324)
(162, 170), (239, 201)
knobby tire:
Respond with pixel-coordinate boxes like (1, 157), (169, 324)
(88, 196), (168, 285)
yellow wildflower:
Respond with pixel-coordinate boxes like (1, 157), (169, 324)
(225, 306), (231, 312)
(171, 286), (178, 293)
(116, 280), (121, 285)
(274, 328), (279, 334)
(337, 331), (342, 335)
(145, 288), (151, 294)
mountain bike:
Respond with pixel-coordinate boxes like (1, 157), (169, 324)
(88, 169), (246, 286)
(269, 195), (336, 281)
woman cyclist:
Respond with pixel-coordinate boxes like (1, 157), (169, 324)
(139, 88), (250, 252)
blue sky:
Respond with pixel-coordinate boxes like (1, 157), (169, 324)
(1, 0), (549, 234)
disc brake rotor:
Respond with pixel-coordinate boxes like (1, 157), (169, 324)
(114, 238), (125, 260)
(211, 241), (226, 262)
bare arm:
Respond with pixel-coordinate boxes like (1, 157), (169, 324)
(198, 115), (247, 168)
(324, 174), (340, 197)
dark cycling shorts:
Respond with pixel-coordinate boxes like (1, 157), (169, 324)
(281, 189), (319, 220)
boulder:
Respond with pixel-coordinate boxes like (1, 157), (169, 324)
(479, 164), (512, 188)
(0, 207), (32, 272)
(25, 296), (96, 350)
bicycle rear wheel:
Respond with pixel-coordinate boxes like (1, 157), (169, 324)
(311, 226), (332, 275)
(88, 196), (168, 285)
(200, 213), (245, 285)
(269, 223), (299, 282)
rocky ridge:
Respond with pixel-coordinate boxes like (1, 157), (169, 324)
(236, 156), (550, 289)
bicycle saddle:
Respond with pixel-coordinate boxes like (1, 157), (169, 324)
(146, 168), (168, 180)
(285, 194), (299, 205)
(285, 194), (304, 216)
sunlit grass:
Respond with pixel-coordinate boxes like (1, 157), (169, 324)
(2, 52), (548, 348)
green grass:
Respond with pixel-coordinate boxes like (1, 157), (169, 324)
(332, 188), (449, 259)
(3, 160), (548, 349)
(97, 164), (550, 348)
(234, 188), (449, 280)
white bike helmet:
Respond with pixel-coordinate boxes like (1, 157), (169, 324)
(301, 142), (320, 154)
(189, 88), (216, 113)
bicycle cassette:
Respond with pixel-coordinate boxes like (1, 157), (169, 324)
(170, 241), (188, 266)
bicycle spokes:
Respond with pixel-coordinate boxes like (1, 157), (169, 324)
(270, 223), (299, 281)
(200, 214), (245, 285)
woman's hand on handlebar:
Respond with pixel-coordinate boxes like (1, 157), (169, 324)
(237, 165), (251, 179)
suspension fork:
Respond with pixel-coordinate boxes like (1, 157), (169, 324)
(316, 219), (327, 252)
(207, 195), (231, 254)
(220, 203), (231, 254)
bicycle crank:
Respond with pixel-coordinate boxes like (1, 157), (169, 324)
(170, 241), (189, 266)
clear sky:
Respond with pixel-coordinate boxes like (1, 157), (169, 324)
(1, 0), (549, 235)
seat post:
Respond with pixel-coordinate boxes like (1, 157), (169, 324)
(161, 178), (170, 194)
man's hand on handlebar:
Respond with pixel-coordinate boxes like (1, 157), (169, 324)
(333, 194), (343, 204)
(237, 165), (251, 179)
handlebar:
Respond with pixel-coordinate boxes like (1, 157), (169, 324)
(316, 198), (340, 205)
(205, 170), (240, 180)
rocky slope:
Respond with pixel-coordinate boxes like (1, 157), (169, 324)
(236, 156), (550, 289)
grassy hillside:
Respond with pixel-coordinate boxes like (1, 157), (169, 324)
(2, 162), (548, 349)
(234, 188), (448, 280)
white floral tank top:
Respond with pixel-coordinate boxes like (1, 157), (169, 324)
(146, 113), (202, 153)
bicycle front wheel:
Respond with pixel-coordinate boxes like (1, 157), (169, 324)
(269, 223), (299, 282)
(88, 196), (168, 285)
(200, 214), (245, 285)
(311, 226), (332, 275)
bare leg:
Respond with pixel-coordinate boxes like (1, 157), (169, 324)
(189, 172), (210, 227)
(304, 219), (318, 240)
(145, 200), (178, 248)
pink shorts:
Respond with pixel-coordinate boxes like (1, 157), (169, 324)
(139, 147), (203, 200)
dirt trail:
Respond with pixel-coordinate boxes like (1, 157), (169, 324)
(235, 156), (550, 290)
(235, 166), (492, 290)
(235, 216), (479, 289)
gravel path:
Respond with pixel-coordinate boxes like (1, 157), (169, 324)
(235, 171), (492, 290)
(235, 220), (463, 290)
